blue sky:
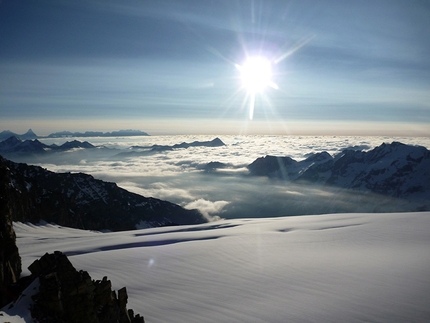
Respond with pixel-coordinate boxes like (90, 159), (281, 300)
(1, 0), (429, 135)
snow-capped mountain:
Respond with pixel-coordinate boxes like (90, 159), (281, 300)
(0, 156), (207, 231)
(248, 142), (430, 210)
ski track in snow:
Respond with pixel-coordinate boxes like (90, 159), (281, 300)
(3, 212), (430, 323)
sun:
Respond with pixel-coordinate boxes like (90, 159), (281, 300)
(235, 56), (278, 119)
(236, 56), (276, 93)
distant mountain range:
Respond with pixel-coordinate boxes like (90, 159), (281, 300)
(0, 129), (38, 141)
(247, 141), (430, 211)
(118, 137), (226, 157)
(46, 129), (149, 138)
(149, 137), (225, 151)
(0, 129), (149, 140)
(0, 136), (95, 155)
(2, 136), (428, 220)
(0, 136), (227, 160)
(0, 155), (207, 231)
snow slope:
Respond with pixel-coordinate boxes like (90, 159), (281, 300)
(3, 212), (430, 322)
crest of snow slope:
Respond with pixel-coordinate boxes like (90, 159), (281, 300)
(4, 213), (430, 323)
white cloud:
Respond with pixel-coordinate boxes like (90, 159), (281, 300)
(126, 182), (196, 202)
(183, 199), (229, 221)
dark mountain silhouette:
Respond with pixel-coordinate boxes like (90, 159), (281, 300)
(0, 137), (96, 156)
(0, 155), (207, 231)
(0, 129), (149, 141)
(47, 129), (149, 138)
(118, 138), (226, 157)
(0, 129), (38, 141)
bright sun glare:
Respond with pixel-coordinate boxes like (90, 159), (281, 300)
(236, 56), (278, 120)
(225, 36), (313, 121)
(238, 56), (273, 93)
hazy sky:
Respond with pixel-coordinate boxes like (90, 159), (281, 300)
(1, 0), (429, 135)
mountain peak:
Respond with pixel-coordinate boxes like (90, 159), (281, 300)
(25, 128), (36, 135)
(20, 129), (38, 140)
(0, 136), (22, 152)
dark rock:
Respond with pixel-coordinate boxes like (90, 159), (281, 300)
(0, 161), (22, 308)
(29, 251), (144, 323)
(0, 155), (207, 231)
(247, 155), (297, 179)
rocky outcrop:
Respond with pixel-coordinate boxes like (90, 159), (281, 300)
(0, 161), (22, 308)
(1, 164), (146, 318)
(24, 251), (144, 323)
(0, 155), (207, 231)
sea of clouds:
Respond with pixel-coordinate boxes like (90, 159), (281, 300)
(26, 135), (430, 220)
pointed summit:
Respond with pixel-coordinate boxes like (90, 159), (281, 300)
(21, 129), (38, 140)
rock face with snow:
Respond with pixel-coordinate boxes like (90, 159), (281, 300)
(248, 142), (430, 211)
(0, 155), (207, 231)
(0, 161), (22, 308)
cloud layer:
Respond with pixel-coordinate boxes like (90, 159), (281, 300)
(10, 135), (430, 219)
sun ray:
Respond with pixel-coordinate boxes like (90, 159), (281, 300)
(249, 93), (256, 120)
(274, 34), (316, 64)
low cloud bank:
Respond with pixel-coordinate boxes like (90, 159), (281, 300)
(183, 199), (228, 221)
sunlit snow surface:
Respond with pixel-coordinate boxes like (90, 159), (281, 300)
(5, 212), (430, 323)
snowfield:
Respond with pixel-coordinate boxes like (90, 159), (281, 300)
(3, 212), (430, 322)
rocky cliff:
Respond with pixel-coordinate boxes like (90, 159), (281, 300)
(1, 158), (147, 319)
(0, 161), (22, 308)
(2, 251), (145, 322)
(0, 155), (207, 231)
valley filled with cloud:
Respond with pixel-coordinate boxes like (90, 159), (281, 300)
(7, 135), (430, 220)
